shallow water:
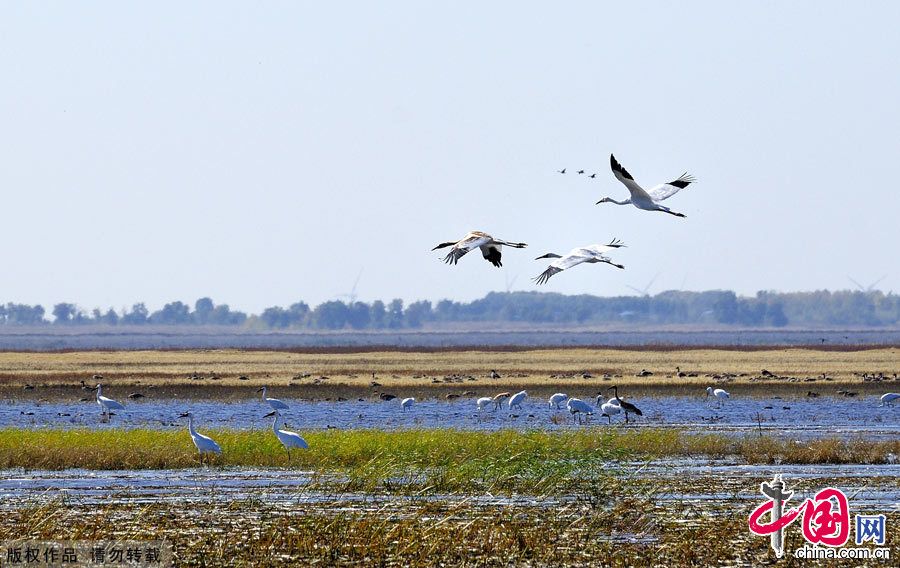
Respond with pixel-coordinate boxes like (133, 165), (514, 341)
(2, 329), (899, 350)
(0, 467), (553, 509)
(2, 461), (897, 510)
(4, 395), (898, 439)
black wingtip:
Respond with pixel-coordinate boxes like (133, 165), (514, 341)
(609, 154), (634, 180)
(667, 173), (696, 189)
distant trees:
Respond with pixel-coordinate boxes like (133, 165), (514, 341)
(150, 301), (191, 325)
(370, 300), (386, 329)
(0, 303), (45, 325)
(312, 301), (349, 330)
(0, 290), (898, 329)
(121, 303), (149, 325)
(52, 303), (79, 324)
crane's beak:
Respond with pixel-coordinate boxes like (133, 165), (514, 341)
(178, 412), (190, 418)
(264, 411), (277, 418)
(256, 388), (264, 393)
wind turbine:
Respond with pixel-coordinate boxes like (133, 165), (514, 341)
(504, 272), (518, 293)
(627, 273), (660, 297)
(847, 275), (887, 293)
(338, 269), (364, 304)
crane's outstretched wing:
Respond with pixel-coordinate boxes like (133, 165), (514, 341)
(646, 173), (696, 202)
(442, 234), (490, 265)
(480, 244), (503, 267)
(533, 254), (591, 285)
(578, 238), (626, 256)
(533, 265), (563, 285)
(610, 154), (653, 201)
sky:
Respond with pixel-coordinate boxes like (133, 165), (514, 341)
(1, 1), (898, 314)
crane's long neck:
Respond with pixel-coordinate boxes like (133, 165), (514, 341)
(607, 198), (631, 205)
(188, 416), (197, 436)
(261, 387), (267, 400)
(96, 386), (102, 400)
(272, 413), (281, 432)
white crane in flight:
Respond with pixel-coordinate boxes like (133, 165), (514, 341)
(432, 231), (527, 268)
(596, 154), (694, 218)
(533, 239), (625, 285)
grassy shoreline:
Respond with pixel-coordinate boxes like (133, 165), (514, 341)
(2, 428), (896, 479)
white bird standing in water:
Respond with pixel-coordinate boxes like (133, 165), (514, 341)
(401, 397), (415, 411)
(265, 410), (308, 460)
(597, 397), (622, 424)
(566, 398), (594, 424)
(94, 384), (125, 421)
(548, 393), (568, 410)
(257, 386), (289, 411)
(508, 390), (527, 410)
(533, 239), (626, 285)
(477, 397), (494, 411)
(706, 387), (730, 406)
(880, 393), (900, 407)
(180, 412), (221, 464)
(432, 231), (528, 268)
(596, 154), (694, 218)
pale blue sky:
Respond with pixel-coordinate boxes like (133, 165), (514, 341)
(1, 1), (898, 314)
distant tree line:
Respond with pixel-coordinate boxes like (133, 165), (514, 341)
(0, 290), (898, 329)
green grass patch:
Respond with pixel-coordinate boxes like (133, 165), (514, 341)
(1, 428), (895, 490)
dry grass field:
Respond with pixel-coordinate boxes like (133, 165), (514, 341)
(0, 347), (896, 400)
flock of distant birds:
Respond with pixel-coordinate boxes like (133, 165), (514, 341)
(432, 154), (694, 283)
(76, 373), (900, 461)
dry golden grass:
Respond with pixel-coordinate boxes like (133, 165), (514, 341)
(1, 348), (897, 405)
(0, 347), (897, 392)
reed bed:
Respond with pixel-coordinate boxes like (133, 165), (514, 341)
(1, 428), (896, 484)
(6, 492), (894, 566)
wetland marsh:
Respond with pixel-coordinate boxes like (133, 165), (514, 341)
(2, 347), (897, 566)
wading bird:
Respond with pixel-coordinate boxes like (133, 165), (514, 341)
(257, 386), (289, 411)
(94, 384), (125, 421)
(265, 410), (308, 460)
(548, 393), (568, 410)
(180, 412), (221, 464)
(533, 239), (626, 285)
(477, 396), (494, 411)
(607, 386), (642, 423)
(490, 370), (501, 379)
(492, 392), (510, 410)
(597, 397), (622, 424)
(432, 231), (527, 268)
(400, 397), (415, 411)
(880, 393), (900, 407)
(706, 387), (730, 406)
(566, 398), (593, 424)
(596, 154), (694, 218)
(508, 390), (527, 410)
